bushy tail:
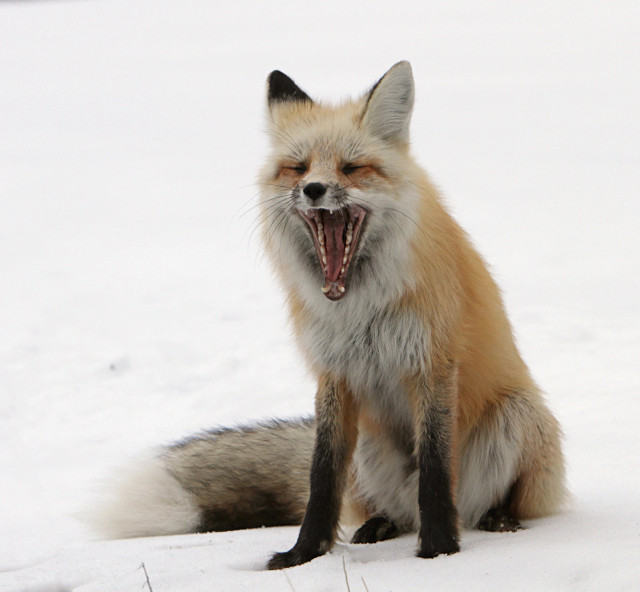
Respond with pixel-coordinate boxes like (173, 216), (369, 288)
(89, 418), (315, 539)
(88, 455), (203, 539)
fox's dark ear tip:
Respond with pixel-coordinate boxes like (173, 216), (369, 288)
(267, 70), (287, 85)
(267, 70), (312, 104)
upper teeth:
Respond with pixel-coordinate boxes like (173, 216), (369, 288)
(317, 220), (327, 262)
(345, 222), (353, 246)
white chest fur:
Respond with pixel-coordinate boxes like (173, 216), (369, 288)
(299, 299), (430, 424)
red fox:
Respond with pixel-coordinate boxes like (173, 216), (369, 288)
(93, 62), (566, 569)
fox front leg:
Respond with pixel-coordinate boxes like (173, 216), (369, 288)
(267, 377), (358, 570)
(411, 367), (461, 558)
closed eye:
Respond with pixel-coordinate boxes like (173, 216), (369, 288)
(342, 164), (364, 175)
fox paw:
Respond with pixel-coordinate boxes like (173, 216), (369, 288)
(266, 547), (320, 570)
(417, 533), (460, 558)
(351, 516), (399, 544)
(477, 507), (523, 533)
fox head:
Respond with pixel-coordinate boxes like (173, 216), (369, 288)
(259, 62), (423, 306)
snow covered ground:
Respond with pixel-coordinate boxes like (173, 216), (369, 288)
(1, 1), (639, 590)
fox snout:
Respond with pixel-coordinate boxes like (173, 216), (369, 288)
(297, 181), (348, 212)
(302, 182), (327, 201)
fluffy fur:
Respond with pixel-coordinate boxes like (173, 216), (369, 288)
(88, 455), (201, 539)
(260, 61), (566, 568)
(92, 63), (566, 569)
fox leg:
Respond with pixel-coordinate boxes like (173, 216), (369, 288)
(508, 392), (567, 522)
(478, 481), (524, 533)
(409, 366), (461, 558)
(267, 377), (358, 570)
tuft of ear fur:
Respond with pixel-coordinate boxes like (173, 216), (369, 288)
(267, 70), (312, 106)
(361, 61), (414, 144)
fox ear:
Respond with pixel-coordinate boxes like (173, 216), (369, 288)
(267, 70), (312, 106)
(361, 61), (414, 143)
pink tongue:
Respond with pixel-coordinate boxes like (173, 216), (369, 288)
(323, 215), (346, 282)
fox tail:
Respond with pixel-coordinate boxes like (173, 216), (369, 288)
(89, 418), (314, 539)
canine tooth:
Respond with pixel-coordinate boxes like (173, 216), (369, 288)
(321, 285), (330, 293)
(338, 286), (345, 293)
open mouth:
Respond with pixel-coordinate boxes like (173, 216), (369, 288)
(299, 205), (367, 301)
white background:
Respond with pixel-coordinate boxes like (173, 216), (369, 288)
(1, 1), (639, 590)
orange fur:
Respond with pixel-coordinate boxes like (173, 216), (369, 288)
(261, 63), (566, 568)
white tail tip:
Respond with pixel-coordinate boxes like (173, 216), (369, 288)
(86, 455), (201, 539)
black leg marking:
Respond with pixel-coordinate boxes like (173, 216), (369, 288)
(267, 426), (341, 569)
(416, 396), (460, 558)
(267, 381), (355, 570)
(351, 516), (399, 544)
(478, 507), (523, 533)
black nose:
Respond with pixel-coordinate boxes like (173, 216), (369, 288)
(303, 182), (327, 201)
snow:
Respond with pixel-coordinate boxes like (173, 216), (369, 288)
(1, 0), (639, 590)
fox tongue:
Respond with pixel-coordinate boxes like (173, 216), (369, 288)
(323, 214), (346, 282)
